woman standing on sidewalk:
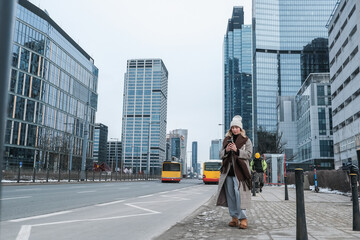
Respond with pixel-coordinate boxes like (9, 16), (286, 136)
(215, 115), (253, 229)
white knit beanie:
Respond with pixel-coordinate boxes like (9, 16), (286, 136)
(230, 115), (243, 129)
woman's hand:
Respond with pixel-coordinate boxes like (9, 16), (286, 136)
(226, 143), (237, 152)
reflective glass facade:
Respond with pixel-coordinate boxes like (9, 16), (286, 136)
(223, 7), (253, 141)
(93, 123), (108, 163)
(4, 0), (98, 170)
(192, 141), (198, 174)
(253, 0), (337, 137)
(121, 59), (168, 174)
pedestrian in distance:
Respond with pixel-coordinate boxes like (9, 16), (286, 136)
(215, 115), (253, 229)
(250, 152), (267, 193)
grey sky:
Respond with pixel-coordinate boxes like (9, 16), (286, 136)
(29, 0), (252, 166)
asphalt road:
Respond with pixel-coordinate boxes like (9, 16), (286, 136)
(0, 179), (218, 240)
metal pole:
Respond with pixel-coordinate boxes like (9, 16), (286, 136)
(0, 0), (16, 194)
(284, 176), (289, 200)
(295, 168), (308, 240)
(350, 173), (360, 231)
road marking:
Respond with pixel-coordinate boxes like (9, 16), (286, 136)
(137, 194), (154, 198)
(160, 195), (189, 201)
(9, 210), (73, 223)
(0, 196), (32, 201)
(77, 190), (96, 194)
(16, 212), (161, 240)
(118, 187), (129, 190)
(16, 225), (31, 240)
(96, 200), (125, 206)
(125, 203), (160, 214)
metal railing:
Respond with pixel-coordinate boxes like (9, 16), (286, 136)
(1, 168), (160, 183)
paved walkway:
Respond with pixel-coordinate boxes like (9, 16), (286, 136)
(155, 185), (360, 240)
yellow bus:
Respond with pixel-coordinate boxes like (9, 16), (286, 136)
(203, 160), (222, 184)
(161, 161), (181, 183)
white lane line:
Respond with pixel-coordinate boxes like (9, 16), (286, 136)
(9, 210), (73, 223)
(125, 203), (160, 214)
(16, 225), (31, 240)
(160, 195), (189, 201)
(95, 200), (125, 206)
(1, 196), (32, 201)
(77, 190), (96, 194)
(137, 194), (154, 198)
(17, 212), (160, 240)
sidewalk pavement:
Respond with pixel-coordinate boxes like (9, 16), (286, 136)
(154, 185), (360, 240)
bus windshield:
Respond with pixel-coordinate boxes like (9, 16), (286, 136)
(163, 163), (180, 171)
(204, 162), (221, 171)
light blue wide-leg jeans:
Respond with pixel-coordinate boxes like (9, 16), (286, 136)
(225, 176), (247, 219)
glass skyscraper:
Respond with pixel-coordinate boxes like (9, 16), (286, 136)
(121, 59), (168, 174)
(93, 123), (108, 163)
(5, 0), (98, 171)
(192, 141), (198, 174)
(223, 7), (253, 141)
(252, 0), (337, 139)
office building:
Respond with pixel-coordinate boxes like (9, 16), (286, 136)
(107, 140), (122, 171)
(252, 0), (337, 146)
(121, 59), (168, 174)
(5, 0), (98, 170)
(209, 139), (222, 160)
(295, 73), (334, 168)
(192, 141), (198, 174)
(223, 7), (253, 140)
(93, 123), (108, 163)
(328, 0), (360, 168)
(168, 129), (188, 177)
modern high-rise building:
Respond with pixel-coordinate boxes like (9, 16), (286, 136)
(223, 7), (253, 141)
(121, 59), (168, 174)
(167, 129), (188, 177)
(252, 0), (337, 145)
(107, 140), (122, 171)
(93, 123), (108, 163)
(192, 141), (198, 174)
(328, 0), (360, 168)
(296, 73), (334, 168)
(4, 0), (98, 171)
(209, 139), (222, 160)
(301, 38), (330, 84)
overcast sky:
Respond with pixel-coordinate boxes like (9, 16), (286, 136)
(29, 0), (252, 166)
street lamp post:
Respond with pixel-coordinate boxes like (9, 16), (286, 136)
(110, 138), (119, 172)
(147, 121), (160, 176)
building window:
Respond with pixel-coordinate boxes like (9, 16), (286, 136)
(318, 108), (326, 135)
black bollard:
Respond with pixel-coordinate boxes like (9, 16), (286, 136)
(285, 176), (289, 200)
(32, 167), (36, 183)
(350, 173), (360, 231)
(17, 166), (21, 183)
(58, 167), (61, 182)
(252, 173), (256, 196)
(295, 168), (308, 240)
(92, 170), (95, 181)
(68, 169), (71, 182)
(46, 167), (49, 182)
(77, 170), (80, 182)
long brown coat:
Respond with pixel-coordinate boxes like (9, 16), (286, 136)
(215, 135), (253, 209)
